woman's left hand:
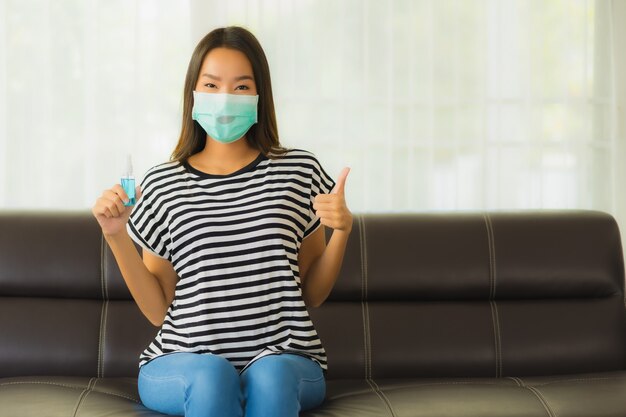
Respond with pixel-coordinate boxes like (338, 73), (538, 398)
(313, 167), (353, 234)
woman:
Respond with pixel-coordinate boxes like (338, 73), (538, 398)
(91, 25), (352, 417)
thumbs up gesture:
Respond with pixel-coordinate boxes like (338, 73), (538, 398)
(313, 167), (353, 234)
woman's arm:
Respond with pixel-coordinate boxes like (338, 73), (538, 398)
(299, 166), (353, 307)
(105, 231), (175, 327)
(299, 227), (350, 307)
(93, 183), (173, 327)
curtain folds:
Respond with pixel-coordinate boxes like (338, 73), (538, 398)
(0, 0), (621, 228)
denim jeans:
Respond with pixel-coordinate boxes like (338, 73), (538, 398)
(137, 351), (326, 417)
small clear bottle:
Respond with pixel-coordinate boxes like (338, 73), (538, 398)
(121, 154), (136, 206)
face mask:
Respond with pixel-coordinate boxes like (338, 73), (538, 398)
(191, 91), (259, 144)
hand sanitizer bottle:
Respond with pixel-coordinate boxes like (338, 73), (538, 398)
(121, 154), (136, 206)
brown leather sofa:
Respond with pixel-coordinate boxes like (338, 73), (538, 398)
(1, 209), (625, 416)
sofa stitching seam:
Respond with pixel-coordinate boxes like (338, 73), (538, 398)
(493, 301), (502, 377)
(358, 215), (370, 379)
(487, 215), (503, 377)
(485, 214), (502, 378)
(345, 376), (626, 394)
(0, 381), (87, 389)
(95, 388), (140, 403)
(367, 378), (397, 417)
(525, 385), (557, 417)
(360, 216), (394, 416)
(98, 302), (104, 378)
(530, 376), (626, 386)
(71, 377), (96, 417)
(510, 376), (525, 386)
(99, 234), (109, 379)
(375, 380), (520, 390)
(360, 299), (368, 379)
(102, 300), (109, 378)
(102, 235), (109, 301)
(365, 302), (372, 379)
(362, 215), (372, 380)
(487, 214), (498, 300)
(359, 215), (368, 380)
(100, 235), (104, 303)
(325, 380), (522, 401)
(0, 380), (142, 403)
(489, 302), (499, 378)
(484, 214), (494, 299)
(364, 380), (388, 415)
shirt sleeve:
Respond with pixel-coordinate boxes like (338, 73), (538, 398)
(126, 170), (172, 261)
(303, 153), (337, 239)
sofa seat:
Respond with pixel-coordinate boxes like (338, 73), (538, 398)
(2, 370), (625, 416)
(307, 370), (626, 417)
(0, 376), (143, 416)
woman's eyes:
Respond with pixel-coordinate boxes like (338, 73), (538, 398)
(203, 83), (249, 91)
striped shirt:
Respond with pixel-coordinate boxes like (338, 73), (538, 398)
(126, 148), (336, 374)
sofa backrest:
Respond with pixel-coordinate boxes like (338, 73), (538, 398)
(0, 210), (624, 379)
(0, 211), (153, 378)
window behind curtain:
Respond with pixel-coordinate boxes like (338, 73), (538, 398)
(0, 0), (616, 217)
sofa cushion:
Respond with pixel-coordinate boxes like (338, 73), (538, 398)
(306, 370), (626, 417)
(2, 370), (625, 417)
(0, 376), (144, 416)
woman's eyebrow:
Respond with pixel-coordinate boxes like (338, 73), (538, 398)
(201, 73), (254, 81)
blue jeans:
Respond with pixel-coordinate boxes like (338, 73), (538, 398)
(137, 352), (326, 417)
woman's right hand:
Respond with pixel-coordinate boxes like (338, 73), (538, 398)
(92, 184), (142, 237)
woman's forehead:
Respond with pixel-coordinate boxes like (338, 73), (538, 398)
(201, 47), (254, 77)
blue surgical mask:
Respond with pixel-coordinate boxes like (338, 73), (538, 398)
(191, 91), (259, 144)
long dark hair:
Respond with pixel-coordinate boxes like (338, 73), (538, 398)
(170, 26), (291, 163)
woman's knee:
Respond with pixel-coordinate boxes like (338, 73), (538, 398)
(241, 354), (303, 399)
(139, 352), (243, 415)
(244, 355), (296, 381)
(188, 354), (241, 391)
(241, 354), (326, 413)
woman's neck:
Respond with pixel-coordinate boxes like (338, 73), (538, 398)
(188, 136), (260, 175)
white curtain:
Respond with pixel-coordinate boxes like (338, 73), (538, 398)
(0, 0), (192, 209)
(0, 0), (622, 227)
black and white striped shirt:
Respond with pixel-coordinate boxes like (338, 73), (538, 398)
(126, 148), (335, 374)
